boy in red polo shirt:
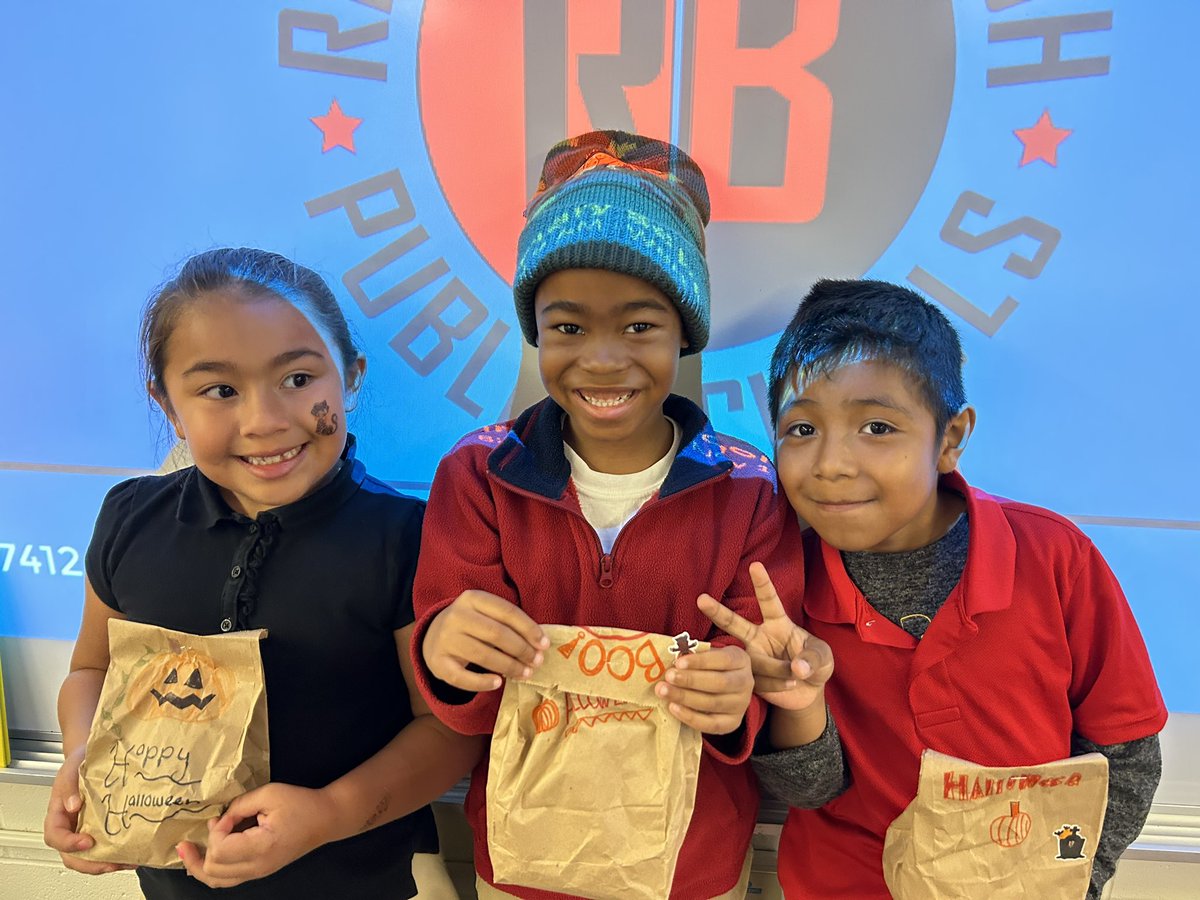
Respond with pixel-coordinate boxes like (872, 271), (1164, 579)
(704, 279), (1166, 899)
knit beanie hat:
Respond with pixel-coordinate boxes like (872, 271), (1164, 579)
(513, 130), (711, 355)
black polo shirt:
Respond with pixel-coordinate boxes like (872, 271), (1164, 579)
(86, 437), (436, 899)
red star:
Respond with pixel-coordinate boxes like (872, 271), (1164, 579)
(1014, 109), (1072, 167)
(310, 99), (362, 153)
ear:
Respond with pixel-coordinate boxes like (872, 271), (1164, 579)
(937, 406), (976, 474)
(344, 355), (367, 410)
(149, 382), (186, 441)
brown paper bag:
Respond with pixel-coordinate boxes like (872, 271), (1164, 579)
(883, 749), (1109, 899)
(487, 624), (709, 900)
(76, 619), (270, 868)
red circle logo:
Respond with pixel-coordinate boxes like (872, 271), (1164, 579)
(418, 1), (953, 349)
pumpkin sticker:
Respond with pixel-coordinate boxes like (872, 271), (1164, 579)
(989, 800), (1032, 848)
(126, 638), (235, 722)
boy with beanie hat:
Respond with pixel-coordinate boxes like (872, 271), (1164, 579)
(409, 131), (831, 899)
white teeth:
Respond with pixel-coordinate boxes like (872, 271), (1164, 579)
(581, 392), (633, 408)
(244, 446), (302, 466)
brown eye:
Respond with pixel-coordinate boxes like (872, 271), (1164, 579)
(186, 668), (204, 690)
(163, 668), (178, 685)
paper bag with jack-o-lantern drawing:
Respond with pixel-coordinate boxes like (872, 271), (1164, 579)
(75, 619), (269, 868)
(883, 749), (1109, 899)
(487, 624), (709, 900)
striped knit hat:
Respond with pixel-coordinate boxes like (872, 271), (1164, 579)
(513, 130), (711, 355)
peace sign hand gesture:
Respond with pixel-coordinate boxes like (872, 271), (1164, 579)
(698, 562), (833, 714)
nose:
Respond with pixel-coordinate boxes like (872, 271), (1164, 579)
(239, 388), (290, 437)
(578, 332), (629, 374)
(811, 433), (857, 480)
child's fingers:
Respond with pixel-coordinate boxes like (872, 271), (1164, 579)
(455, 635), (542, 682)
(177, 844), (240, 889)
(748, 561), (791, 622)
(749, 655), (799, 691)
(659, 647), (753, 709)
(426, 599), (547, 688)
(431, 656), (504, 692)
(659, 680), (748, 714)
(208, 810), (241, 843)
(754, 674), (803, 695)
(432, 640), (540, 690)
(459, 609), (546, 668)
(792, 637), (834, 685)
(696, 593), (759, 645)
(664, 701), (745, 735)
(464, 591), (549, 654)
(674, 644), (749, 671)
(747, 654), (794, 680)
(44, 797), (91, 853)
(665, 660), (752, 693)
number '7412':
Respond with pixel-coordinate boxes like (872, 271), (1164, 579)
(0, 543), (83, 576)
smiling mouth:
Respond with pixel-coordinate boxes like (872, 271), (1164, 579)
(242, 445), (303, 466)
(578, 390), (634, 408)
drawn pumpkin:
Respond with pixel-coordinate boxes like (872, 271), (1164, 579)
(990, 800), (1033, 847)
(532, 699), (561, 734)
(126, 639), (234, 722)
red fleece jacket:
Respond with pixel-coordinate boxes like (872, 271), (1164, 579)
(411, 395), (803, 899)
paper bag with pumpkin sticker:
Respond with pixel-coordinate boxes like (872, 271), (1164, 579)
(487, 624), (708, 900)
(75, 619), (270, 868)
(883, 749), (1109, 899)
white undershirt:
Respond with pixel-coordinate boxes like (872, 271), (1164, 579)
(563, 419), (681, 553)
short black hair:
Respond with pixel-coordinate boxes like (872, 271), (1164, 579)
(768, 279), (966, 435)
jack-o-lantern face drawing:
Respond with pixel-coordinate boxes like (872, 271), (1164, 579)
(127, 639), (235, 722)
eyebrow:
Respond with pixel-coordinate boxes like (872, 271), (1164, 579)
(783, 395), (914, 415)
(847, 395), (913, 414)
(179, 348), (325, 378)
(540, 298), (672, 316)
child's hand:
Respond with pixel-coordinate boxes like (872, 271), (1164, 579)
(42, 751), (134, 875)
(655, 644), (755, 735)
(423, 589), (550, 692)
(698, 562), (833, 713)
(176, 783), (333, 888)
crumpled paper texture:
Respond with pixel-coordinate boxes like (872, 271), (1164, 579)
(884, 748), (1109, 899)
(488, 624), (708, 900)
(76, 619), (270, 868)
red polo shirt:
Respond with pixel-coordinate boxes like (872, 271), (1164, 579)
(777, 472), (1167, 899)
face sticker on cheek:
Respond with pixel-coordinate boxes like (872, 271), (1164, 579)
(311, 399), (339, 436)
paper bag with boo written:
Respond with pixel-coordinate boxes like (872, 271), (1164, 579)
(883, 749), (1109, 899)
(76, 618), (270, 868)
(488, 624), (710, 900)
